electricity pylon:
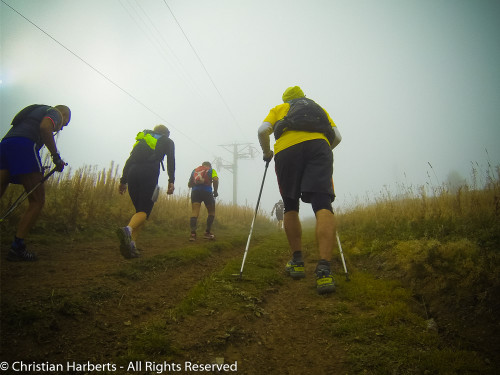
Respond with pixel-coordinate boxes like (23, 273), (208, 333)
(215, 143), (258, 205)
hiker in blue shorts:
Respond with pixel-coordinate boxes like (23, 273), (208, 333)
(117, 125), (175, 258)
(188, 161), (219, 241)
(258, 86), (342, 294)
(0, 104), (71, 261)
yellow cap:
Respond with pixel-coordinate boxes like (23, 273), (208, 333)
(282, 86), (305, 102)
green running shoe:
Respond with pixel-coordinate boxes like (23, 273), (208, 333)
(285, 260), (305, 279)
(316, 266), (335, 294)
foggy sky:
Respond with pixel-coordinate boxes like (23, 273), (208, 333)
(1, 0), (499, 218)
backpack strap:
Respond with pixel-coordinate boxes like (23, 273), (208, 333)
(273, 98), (336, 145)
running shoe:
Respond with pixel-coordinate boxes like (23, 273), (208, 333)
(203, 232), (215, 240)
(189, 232), (196, 242)
(285, 260), (305, 279)
(316, 266), (336, 294)
(116, 226), (133, 259)
(7, 244), (38, 262)
(130, 241), (141, 258)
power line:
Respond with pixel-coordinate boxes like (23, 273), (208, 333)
(0, 0), (211, 152)
(121, 0), (202, 97)
(1, 2), (157, 122)
(162, 0), (246, 139)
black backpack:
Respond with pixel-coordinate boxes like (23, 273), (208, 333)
(273, 98), (335, 145)
(11, 105), (46, 126)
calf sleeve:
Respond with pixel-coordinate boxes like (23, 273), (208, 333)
(190, 217), (197, 232)
(206, 215), (215, 232)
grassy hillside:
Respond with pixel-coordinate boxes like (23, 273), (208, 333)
(0, 162), (261, 237)
(1, 162), (498, 374)
(336, 163), (500, 371)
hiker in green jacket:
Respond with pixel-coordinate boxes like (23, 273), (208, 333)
(117, 124), (175, 258)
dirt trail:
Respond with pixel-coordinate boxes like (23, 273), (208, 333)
(169, 258), (347, 374)
(1, 233), (347, 374)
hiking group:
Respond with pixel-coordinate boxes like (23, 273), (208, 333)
(0, 85), (342, 294)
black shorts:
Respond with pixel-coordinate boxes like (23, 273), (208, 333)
(127, 164), (159, 217)
(274, 139), (334, 203)
(191, 189), (215, 206)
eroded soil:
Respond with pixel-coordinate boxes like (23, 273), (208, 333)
(0, 232), (347, 375)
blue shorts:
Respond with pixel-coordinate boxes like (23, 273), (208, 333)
(0, 137), (43, 183)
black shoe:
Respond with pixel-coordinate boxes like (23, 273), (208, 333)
(7, 244), (38, 262)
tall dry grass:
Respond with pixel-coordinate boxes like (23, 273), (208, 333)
(0, 162), (267, 237)
(338, 162), (500, 243)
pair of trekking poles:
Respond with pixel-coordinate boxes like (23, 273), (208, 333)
(0, 167), (58, 222)
(235, 160), (350, 281)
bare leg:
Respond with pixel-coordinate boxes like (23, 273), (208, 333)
(0, 169), (11, 198)
(284, 210), (301, 251)
(16, 172), (45, 239)
(315, 209), (336, 262)
(314, 209), (337, 294)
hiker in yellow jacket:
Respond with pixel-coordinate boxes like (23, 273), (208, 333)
(258, 86), (342, 294)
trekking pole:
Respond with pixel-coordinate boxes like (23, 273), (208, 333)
(336, 231), (350, 281)
(0, 167), (58, 222)
(234, 160), (270, 280)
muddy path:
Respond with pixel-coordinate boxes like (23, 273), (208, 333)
(0, 230), (348, 374)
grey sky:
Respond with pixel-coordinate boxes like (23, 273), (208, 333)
(1, 0), (499, 217)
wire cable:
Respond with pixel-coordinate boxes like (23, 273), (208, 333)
(162, 0), (246, 139)
(0, 0), (212, 152)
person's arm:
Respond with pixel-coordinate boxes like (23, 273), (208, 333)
(119, 156), (132, 194)
(258, 122), (274, 161)
(165, 138), (175, 194)
(324, 109), (342, 150)
(212, 177), (219, 198)
(188, 172), (194, 188)
(40, 117), (65, 171)
(40, 118), (59, 155)
(331, 127), (342, 149)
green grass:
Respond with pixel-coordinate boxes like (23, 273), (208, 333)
(168, 230), (288, 320)
(329, 272), (489, 374)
